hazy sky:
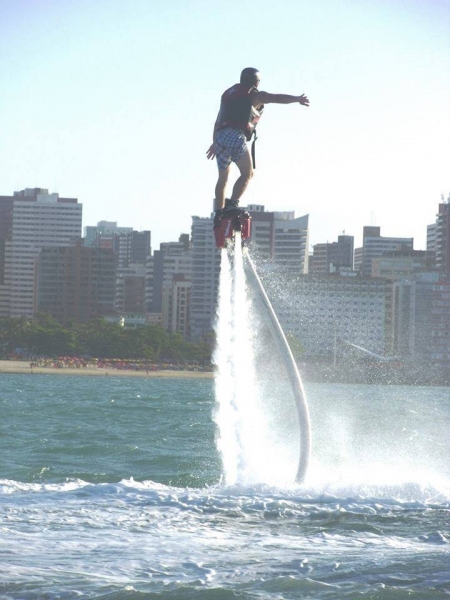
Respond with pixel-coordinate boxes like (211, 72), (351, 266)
(1, 0), (449, 250)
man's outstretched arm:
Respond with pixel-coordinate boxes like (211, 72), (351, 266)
(252, 91), (309, 106)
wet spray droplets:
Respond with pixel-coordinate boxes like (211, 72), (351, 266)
(213, 234), (272, 485)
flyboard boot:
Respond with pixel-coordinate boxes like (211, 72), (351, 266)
(213, 199), (251, 248)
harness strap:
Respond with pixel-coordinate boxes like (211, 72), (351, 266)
(251, 130), (257, 169)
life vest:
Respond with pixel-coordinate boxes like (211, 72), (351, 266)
(217, 83), (264, 141)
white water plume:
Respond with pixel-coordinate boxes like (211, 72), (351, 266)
(213, 234), (270, 485)
(213, 247), (238, 483)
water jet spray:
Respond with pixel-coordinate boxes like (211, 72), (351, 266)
(213, 234), (311, 484)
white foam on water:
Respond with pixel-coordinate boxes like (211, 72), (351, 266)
(2, 474), (449, 599)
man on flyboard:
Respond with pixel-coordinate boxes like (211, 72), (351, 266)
(206, 67), (309, 229)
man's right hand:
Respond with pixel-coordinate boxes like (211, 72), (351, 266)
(206, 144), (216, 160)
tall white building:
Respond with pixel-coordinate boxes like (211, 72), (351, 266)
(0, 188), (82, 318)
(248, 205), (309, 273)
(190, 217), (219, 339)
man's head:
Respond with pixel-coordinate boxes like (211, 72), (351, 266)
(240, 67), (260, 88)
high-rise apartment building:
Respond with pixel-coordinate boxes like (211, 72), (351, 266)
(84, 221), (151, 319)
(162, 275), (191, 337)
(84, 221), (151, 268)
(392, 273), (450, 362)
(0, 188), (82, 318)
(371, 249), (432, 279)
(247, 205), (309, 273)
(149, 235), (191, 313)
(146, 259), (157, 313)
(36, 244), (116, 322)
(190, 217), (219, 339)
(84, 221), (132, 248)
(371, 248), (434, 355)
(354, 226), (414, 277)
(124, 231), (152, 267)
(115, 264), (147, 314)
(310, 234), (354, 275)
(147, 234), (191, 336)
(427, 223), (437, 254)
(428, 195), (450, 277)
(0, 198), (13, 292)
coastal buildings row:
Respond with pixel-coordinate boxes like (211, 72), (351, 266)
(1, 188), (449, 364)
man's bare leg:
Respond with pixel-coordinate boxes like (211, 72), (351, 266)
(229, 150), (253, 204)
(214, 167), (230, 211)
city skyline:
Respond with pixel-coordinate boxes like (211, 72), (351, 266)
(0, 0), (449, 250)
(1, 187), (449, 363)
(1, 184), (445, 254)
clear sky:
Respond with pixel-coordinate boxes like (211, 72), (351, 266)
(1, 0), (449, 250)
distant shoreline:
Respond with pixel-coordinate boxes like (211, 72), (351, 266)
(0, 360), (213, 379)
(1, 360), (448, 386)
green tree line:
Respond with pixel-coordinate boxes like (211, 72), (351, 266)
(0, 315), (212, 363)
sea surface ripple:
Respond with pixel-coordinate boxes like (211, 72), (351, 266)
(0, 375), (449, 599)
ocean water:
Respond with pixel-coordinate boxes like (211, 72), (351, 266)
(1, 374), (449, 599)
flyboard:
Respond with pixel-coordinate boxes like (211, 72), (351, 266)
(214, 208), (311, 483)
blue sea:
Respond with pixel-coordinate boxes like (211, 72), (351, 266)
(1, 374), (449, 599)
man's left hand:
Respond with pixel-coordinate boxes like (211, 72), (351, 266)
(298, 94), (309, 106)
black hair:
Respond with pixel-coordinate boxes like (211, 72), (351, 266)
(240, 67), (260, 87)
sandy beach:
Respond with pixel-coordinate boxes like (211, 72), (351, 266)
(0, 360), (213, 379)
